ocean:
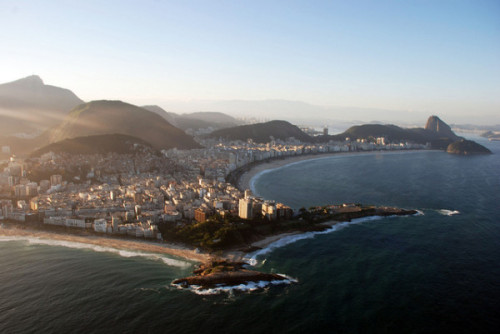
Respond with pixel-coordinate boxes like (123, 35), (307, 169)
(1, 135), (499, 334)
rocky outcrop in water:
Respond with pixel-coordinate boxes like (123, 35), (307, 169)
(447, 139), (492, 155)
(172, 260), (289, 289)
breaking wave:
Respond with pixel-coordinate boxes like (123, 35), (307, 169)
(245, 216), (382, 266)
(414, 210), (425, 216)
(172, 274), (298, 295)
(438, 209), (460, 216)
(0, 236), (191, 268)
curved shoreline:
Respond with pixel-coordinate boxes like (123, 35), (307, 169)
(0, 226), (209, 263)
(238, 149), (432, 192)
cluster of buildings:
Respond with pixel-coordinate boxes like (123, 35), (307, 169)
(239, 193), (293, 221)
(1, 133), (427, 241)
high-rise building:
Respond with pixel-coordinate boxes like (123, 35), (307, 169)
(26, 182), (38, 196)
(238, 198), (253, 219)
(14, 184), (27, 197)
(8, 176), (18, 187)
(50, 174), (63, 187)
(262, 200), (277, 221)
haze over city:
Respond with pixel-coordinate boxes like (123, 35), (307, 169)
(1, 0), (499, 125)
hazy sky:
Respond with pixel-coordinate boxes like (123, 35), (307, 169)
(1, 0), (499, 123)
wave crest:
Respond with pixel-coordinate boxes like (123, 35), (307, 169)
(438, 209), (460, 216)
(0, 236), (191, 268)
(172, 274), (298, 295)
(245, 216), (382, 266)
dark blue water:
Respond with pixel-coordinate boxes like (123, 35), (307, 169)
(1, 137), (499, 333)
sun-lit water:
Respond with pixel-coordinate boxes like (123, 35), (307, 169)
(1, 136), (499, 333)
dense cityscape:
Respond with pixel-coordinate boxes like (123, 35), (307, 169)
(0, 135), (427, 243)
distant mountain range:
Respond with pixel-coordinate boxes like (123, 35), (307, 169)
(207, 115), (490, 154)
(158, 99), (500, 127)
(45, 100), (200, 150)
(0, 75), (491, 156)
(0, 75), (83, 135)
(321, 116), (461, 149)
(31, 134), (157, 157)
(0, 76), (242, 155)
(142, 105), (240, 131)
(480, 131), (500, 141)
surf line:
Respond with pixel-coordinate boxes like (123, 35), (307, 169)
(0, 235), (191, 268)
(244, 216), (383, 266)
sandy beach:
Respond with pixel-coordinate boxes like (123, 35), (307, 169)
(0, 226), (210, 263)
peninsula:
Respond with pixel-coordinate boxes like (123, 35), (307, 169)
(168, 203), (417, 291)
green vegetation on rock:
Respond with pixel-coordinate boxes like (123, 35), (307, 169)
(447, 139), (492, 155)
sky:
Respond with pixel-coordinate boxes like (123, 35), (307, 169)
(1, 0), (499, 124)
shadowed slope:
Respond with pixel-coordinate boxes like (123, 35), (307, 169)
(47, 100), (200, 150)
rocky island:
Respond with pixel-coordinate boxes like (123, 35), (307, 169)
(447, 139), (492, 155)
(172, 260), (291, 290)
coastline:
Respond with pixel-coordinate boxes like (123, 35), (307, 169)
(0, 226), (209, 263)
(0, 150), (429, 269)
(237, 149), (431, 192)
(229, 150), (430, 262)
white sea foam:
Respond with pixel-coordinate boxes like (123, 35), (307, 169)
(438, 209), (460, 216)
(245, 216), (382, 266)
(173, 274), (298, 295)
(0, 236), (191, 268)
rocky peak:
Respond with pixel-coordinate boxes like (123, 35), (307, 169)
(425, 115), (457, 139)
(12, 75), (44, 87)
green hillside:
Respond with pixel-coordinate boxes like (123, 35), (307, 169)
(47, 100), (201, 150)
(31, 134), (157, 157)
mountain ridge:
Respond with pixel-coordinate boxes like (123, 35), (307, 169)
(0, 75), (84, 135)
(142, 105), (240, 131)
(46, 100), (200, 150)
(208, 120), (313, 143)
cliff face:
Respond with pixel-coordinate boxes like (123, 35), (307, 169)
(425, 115), (459, 140)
